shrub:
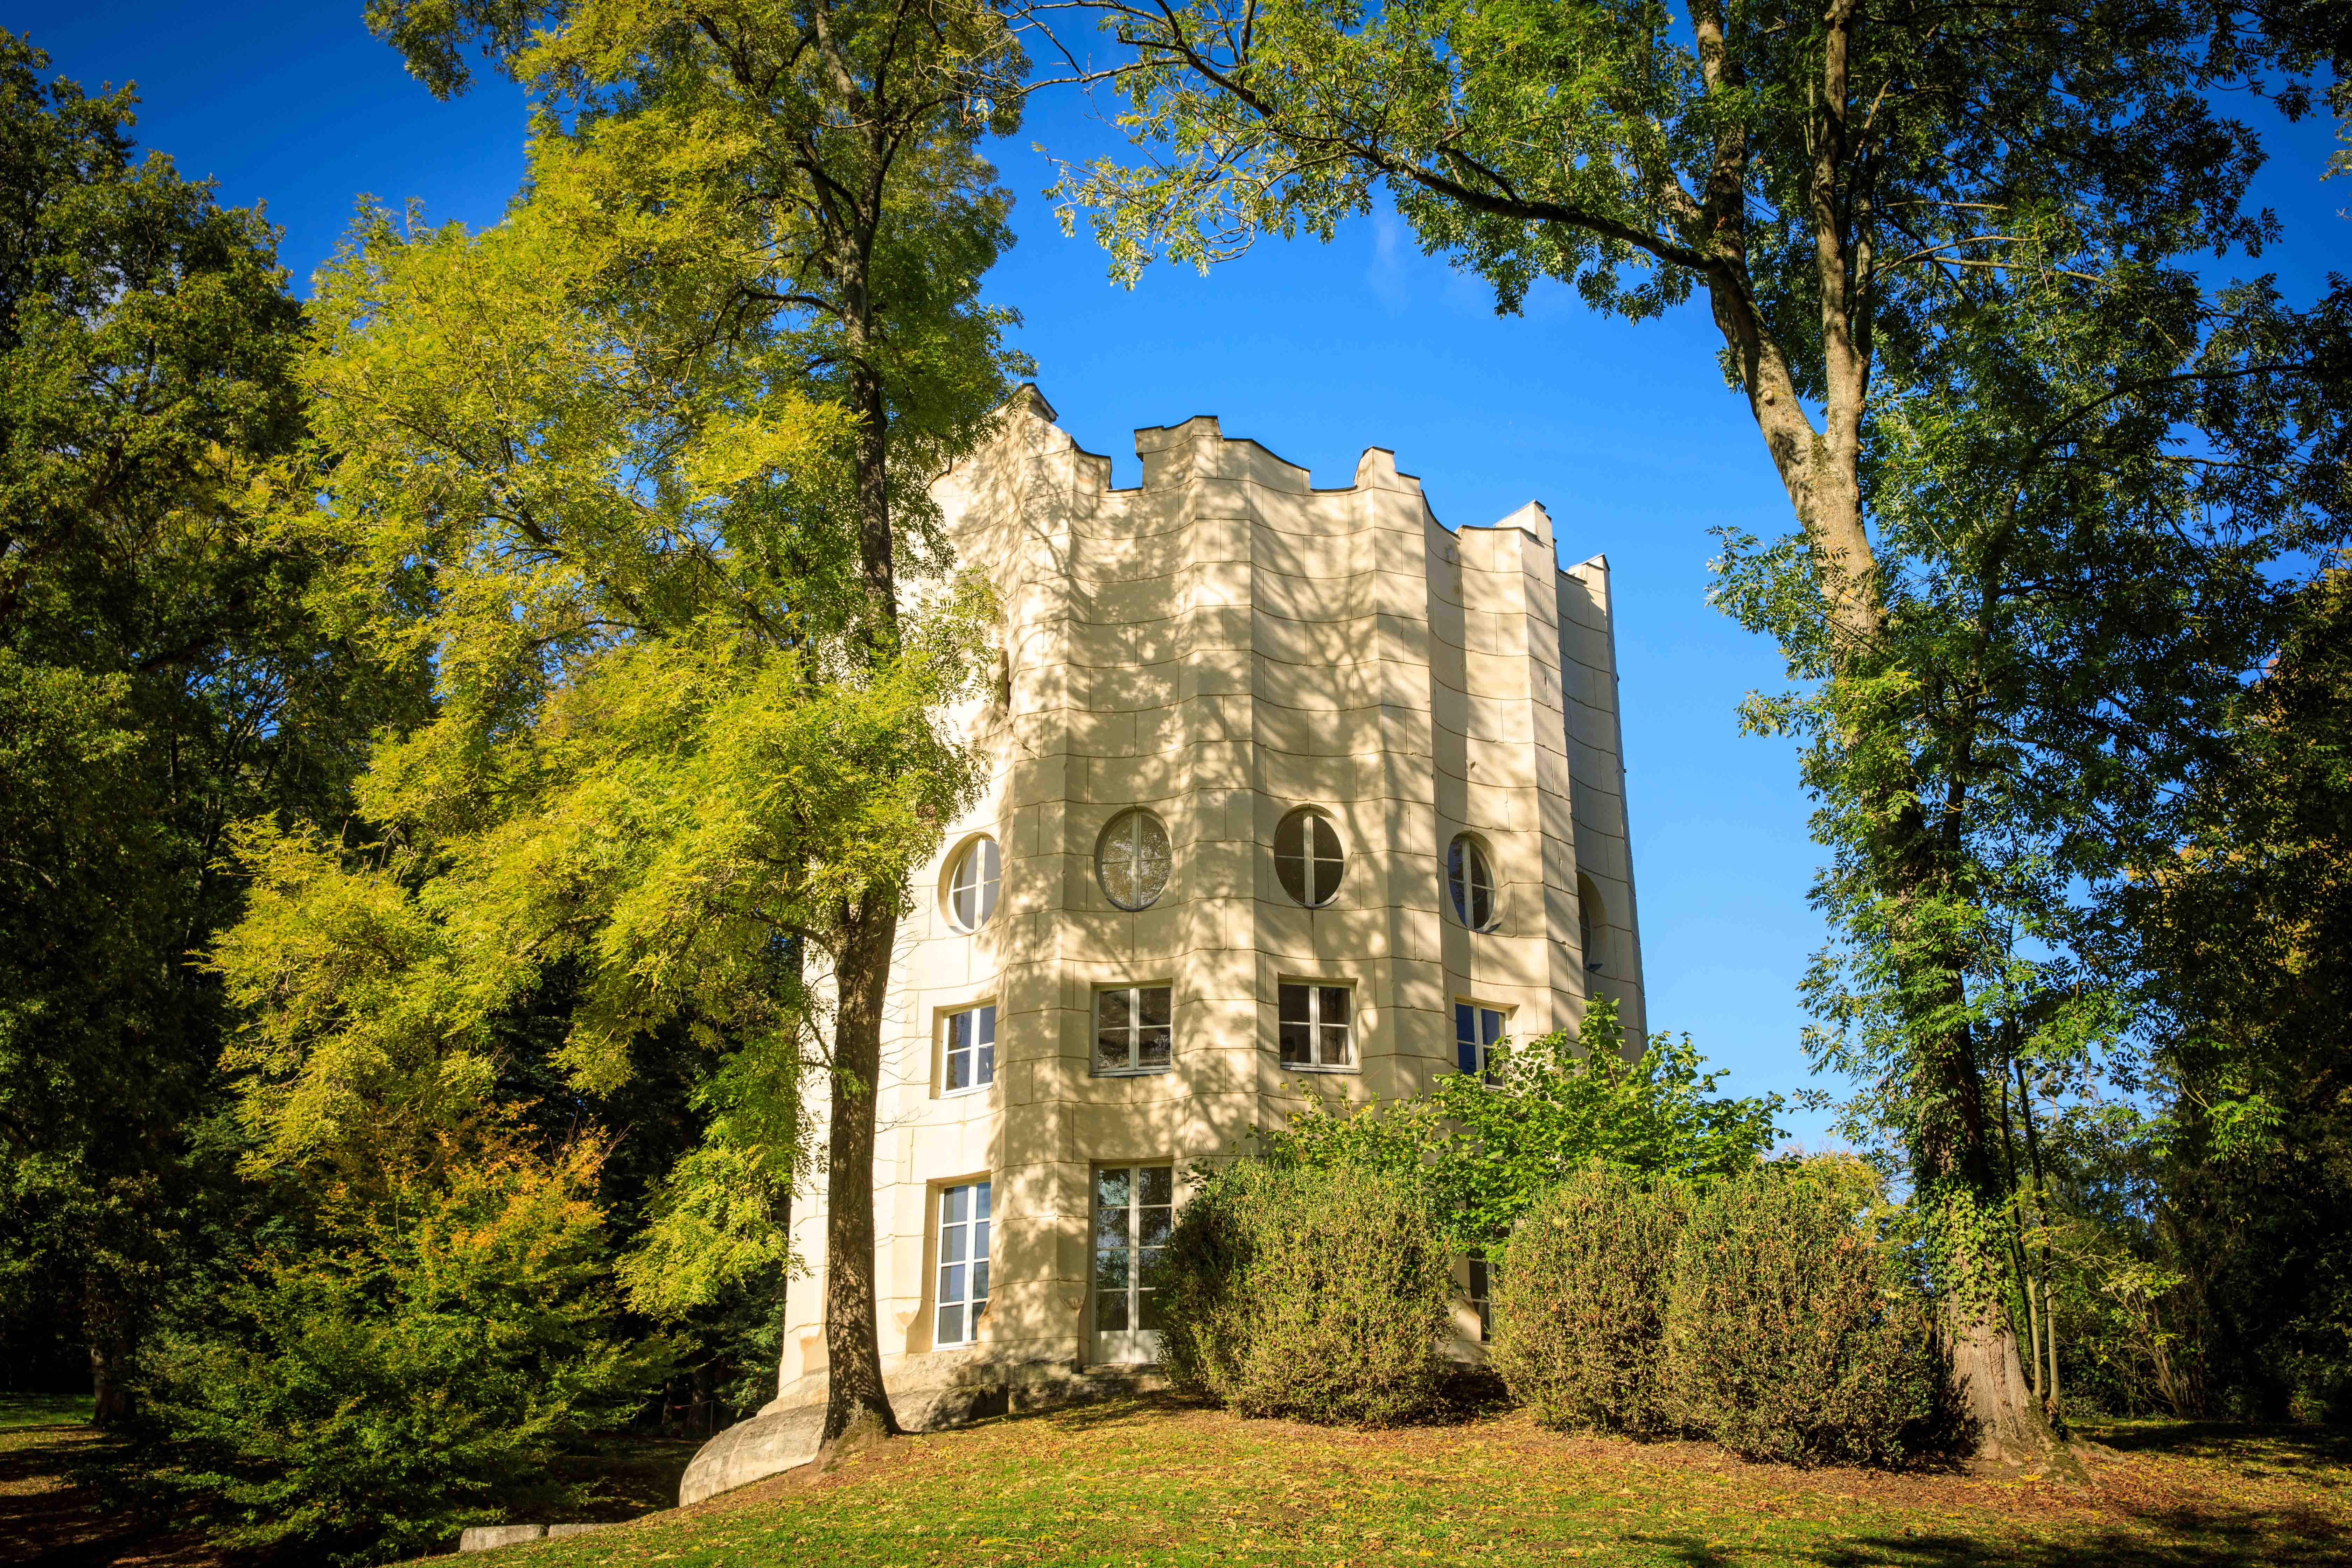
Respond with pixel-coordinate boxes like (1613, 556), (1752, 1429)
(1153, 1159), (1453, 1426)
(131, 1132), (666, 1563)
(1662, 1159), (1943, 1465)
(1489, 1164), (1692, 1435)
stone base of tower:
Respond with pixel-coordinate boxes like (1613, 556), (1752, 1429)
(677, 1355), (1167, 1505)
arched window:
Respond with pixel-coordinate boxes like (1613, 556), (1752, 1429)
(947, 836), (1001, 931)
(1098, 810), (1172, 911)
(1447, 834), (1497, 930)
(1577, 875), (1604, 973)
(1274, 808), (1344, 908)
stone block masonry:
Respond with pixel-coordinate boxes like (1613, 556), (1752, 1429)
(682, 389), (1648, 1503)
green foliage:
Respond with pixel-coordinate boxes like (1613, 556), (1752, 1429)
(133, 1124), (665, 1563)
(0, 34), (421, 1412)
(1258, 1000), (1779, 1249)
(1153, 1161), (1454, 1427)
(1489, 1164), (1692, 1436)
(1662, 1161), (1946, 1466)
(2122, 568), (2352, 1420)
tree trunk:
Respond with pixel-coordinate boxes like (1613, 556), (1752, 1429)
(86, 1307), (133, 1427)
(821, 898), (901, 1440)
(1947, 1304), (2051, 1461)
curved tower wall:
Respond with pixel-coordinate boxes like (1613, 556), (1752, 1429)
(771, 388), (1646, 1408)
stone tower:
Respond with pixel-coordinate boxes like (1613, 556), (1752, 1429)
(679, 389), (1645, 1500)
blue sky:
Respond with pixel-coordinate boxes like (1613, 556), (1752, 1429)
(28, 6), (2346, 1142)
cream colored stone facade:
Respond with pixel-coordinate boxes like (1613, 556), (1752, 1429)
(770, 388), (1646, 1422)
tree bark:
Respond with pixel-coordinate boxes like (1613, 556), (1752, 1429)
(86, 1303), (133, 1427)
(821, 898), (901, 1440)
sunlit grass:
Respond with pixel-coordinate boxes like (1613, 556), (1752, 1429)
(0, 1392), (91, 1431)
(453, 1397), (2352, 1567)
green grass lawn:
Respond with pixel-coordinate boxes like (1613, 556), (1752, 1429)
(449, 1396), (2352, 1568)
(0, 1391), (91, 1430)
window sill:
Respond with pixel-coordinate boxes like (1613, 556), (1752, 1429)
(1280, 1063), (1360, 1075)
(1092, 1066), (1173, 1078)
(939, 1084), (994, 1100)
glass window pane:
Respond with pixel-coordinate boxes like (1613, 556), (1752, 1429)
(1139, 986), (1171, 1027)
(1279, 1021), (1310, 1064)
(943, 1185), (967, 1225)
(1321, 1022), (1349, 1066)
(1447, 837), (1469, 922)
(941, 1261), (965, 1301)
(942, 1225), (966, 1264)
(1483, 1008), (1505, 1046)
(1278, 983), (1309, 1022)
(1097, 1167), (1131, 1211)
(1098, 988), (1130, 1031)
(1139, 1289), (1166, 1331)
(1140, 1166), (1172, 1207)
(975, 1181), (992, 1221)
(938, 1303), (964, 1343)
(1095, 1285), (1128, 1332)
(1455, 1002), (1478, 1073)
(1133, 814), (1171, 905)
(971, 1260), (989, 1305)
(1095, 1247), (1130, 1294)
(1139, 1206), (1172, 1248)
(1275, 809), (1309, 903)
(977, 1042), (994, 1085)
(946, 1046), (969, 1091)
(976, 839), (1000, 924)
(977, 1005), (996, 1044)
(1095, 1208), (1129, 1251)
(1319, 987), (1349, 1025)
(1138, 1026), (1171, 1068)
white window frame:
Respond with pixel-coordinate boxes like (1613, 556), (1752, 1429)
(1455, 1000), (1510, 1084)
(1274, 808), (1345, 908)
(934, 1180), (991, 1348)
(1276, 981), (1356, 1071)
(1448, 833), (1499, 930)
(941, 1002), (997, 1097)
(1098, 810), (1172, 911)
(947, 836), (1001, 932)
(1094, 984), (1174, 1076)
(1093, 1162), (1174, 1363)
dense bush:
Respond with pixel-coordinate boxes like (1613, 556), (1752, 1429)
(1489, 1164), (1691, 1435)
(130, 1133), (665, 1563)
(1662, 1161), (1945, 1465)
(1153, 1160), (1454, 1426)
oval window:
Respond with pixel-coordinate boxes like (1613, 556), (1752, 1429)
(1274, 809), (1344, 907)
(1448, 834), (1497, 930)
(947, 836), (1001, 931)
(1098, 810), (1172, 911)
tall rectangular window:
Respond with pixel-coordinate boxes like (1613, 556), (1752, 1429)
(944, 1004), (996, 1094)
(1467, 1253), (1495, 1343)
(1094, 1164), (1173, 1346)
(1095, 986), (1172, 1075)
(1277, 983), (1353, 1069)
(1455, 1002), (1508, 1083)
(935, 1181), (990, 1346)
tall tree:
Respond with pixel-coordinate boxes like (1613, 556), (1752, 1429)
(1031, 0), (2334, 1454)
(2124, 565), (2352, 1419)
(357, 0), (1030, 1438)
(0, 35), (413, 1420)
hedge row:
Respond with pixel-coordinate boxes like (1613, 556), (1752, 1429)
(1152, 1156), (1954, 1464)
